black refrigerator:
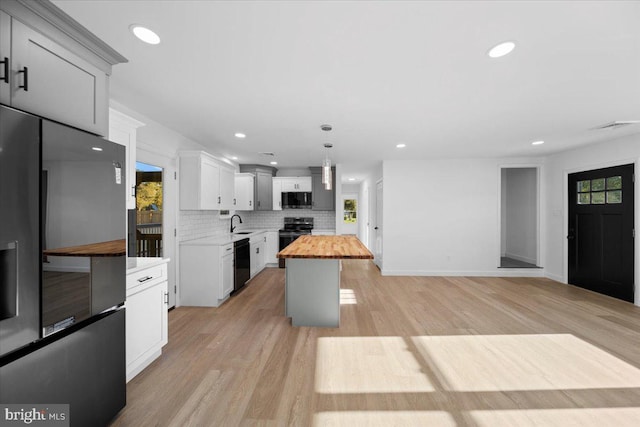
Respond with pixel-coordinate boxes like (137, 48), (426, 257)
(0, 104), (126, 426)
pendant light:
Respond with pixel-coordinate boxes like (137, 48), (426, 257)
(320, 124), (333, 190)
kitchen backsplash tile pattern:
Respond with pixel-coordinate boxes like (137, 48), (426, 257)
(179, 210), (229, 241)
(238, 210), (336, 230)
(179, 209), (336, 242)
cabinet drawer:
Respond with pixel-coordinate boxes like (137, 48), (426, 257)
(127, 263), (167, 294)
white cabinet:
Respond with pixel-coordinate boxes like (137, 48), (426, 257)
(109, 108), (145, 210)
(312, 229), (336, 236)
(221, 249), (234, 297)
(281, 177), (312, 192)
(0, 2), (126, 135)
(0, 11), (9, 104)
(265, 231), (279, 265)
(234, 173), (255, 210)
(180, 241), (234, 306)
(125, 259), (169, 382)
(249, 233), (266, 278)
(272, 177), (283, 210)
(179, 151), (235, 211)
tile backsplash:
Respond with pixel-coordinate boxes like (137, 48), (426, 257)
(179, 209), (336, 242)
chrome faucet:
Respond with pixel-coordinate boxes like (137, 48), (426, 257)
(230, 214), (243, 233)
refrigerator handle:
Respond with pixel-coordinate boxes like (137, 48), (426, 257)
(0, 241), (18, 320)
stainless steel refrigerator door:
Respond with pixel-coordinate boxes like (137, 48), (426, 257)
(41, 120), (126, 330)
(0, 105), (41, 358)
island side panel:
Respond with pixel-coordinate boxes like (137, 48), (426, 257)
(285, 259), (340, 327)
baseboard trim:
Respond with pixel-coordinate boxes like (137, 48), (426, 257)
(380, 269), (545, 278)
(545, 272), (565, 283)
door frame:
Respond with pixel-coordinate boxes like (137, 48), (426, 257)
(374, 179), (383, 270)
(563, 158), (639, 306)
(497, 164), (544, 269)
(137, 144), (178, 309)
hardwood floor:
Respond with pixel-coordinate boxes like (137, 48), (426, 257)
(111, 261), (640, 426)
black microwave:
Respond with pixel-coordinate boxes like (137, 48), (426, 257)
(282, 192), (312, 209)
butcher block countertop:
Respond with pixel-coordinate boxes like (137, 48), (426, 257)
(43, 239), (126, 257)
(277, 235), (373, 260)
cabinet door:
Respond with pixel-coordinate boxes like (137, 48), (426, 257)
(258, 240), (266, 271)
(266, 231), (279, 264)
(126, 281), (166, 380)
(201, 157), (220, 209)
(255, 171), (273, 210)
(11, 20), (108, 135)
(250, 242), (259, 277)
(312, 172), (336, 210)
(0, 12), (9, 104)
(221, 252), (233, 298)
(272, 178), (282, 210)
(297, 177), (312, 192)
(219, 166), (235, 210)
(234, 174), (254, 210)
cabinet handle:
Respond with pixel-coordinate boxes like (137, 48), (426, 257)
(18, 66), (28, 91)
(218, 196), (221, 204)
(249, 200), (252, 206)
(257, 201), (260, 207)
(256, 247), (259, 254)
(233, 198), (236, 205)
(0, 57), (8, 84)
(138, 275), (153, 283)
(226, 247), (232, 252)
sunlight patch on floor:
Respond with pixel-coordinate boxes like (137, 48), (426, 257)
(340, 289), (357, 305)
(470, 408), (640, 427)
(313, 411), (455, 427)
(412, 334), (640, 391)
(315, 337), (434, 393)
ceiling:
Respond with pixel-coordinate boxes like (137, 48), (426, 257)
(53, 0), (640, 182)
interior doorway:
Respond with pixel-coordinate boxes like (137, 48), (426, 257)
(135, 162), (163, 258)
(500, 167), (540, 268)
(568, 163), (634, 302)
(374, 180), (383, 270)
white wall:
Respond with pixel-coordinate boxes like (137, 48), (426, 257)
(382, 158), (544, 276)
(504, 168), (538, 264)
(543, 133), (640, 305)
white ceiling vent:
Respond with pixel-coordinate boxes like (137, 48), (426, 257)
(593, 120), (640, 130)
(259, 152), (275, 156)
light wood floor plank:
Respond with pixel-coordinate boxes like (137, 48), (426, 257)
(111, 261), (640, 426)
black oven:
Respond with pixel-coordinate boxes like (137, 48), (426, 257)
(278, 217), (314, 267)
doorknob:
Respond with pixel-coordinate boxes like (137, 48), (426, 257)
(374, 226), (379, 230)
(567, 228), (575, 240)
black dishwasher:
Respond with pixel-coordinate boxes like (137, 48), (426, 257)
(233, 238), (250, 294)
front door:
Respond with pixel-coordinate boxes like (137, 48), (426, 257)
(568, 164), (634, 302)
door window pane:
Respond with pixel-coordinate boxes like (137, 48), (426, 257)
(344, 199), (357, 224)
(606, 176), (622, 190)
(592, 191), (605, 204)
(578, 193), (591, 205)
(607, 190), (622, 204)
(577, 180), (590, 192)
(591, 178), (605, 191)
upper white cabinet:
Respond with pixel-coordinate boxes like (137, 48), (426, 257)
(179, 151), (235, 211)
(281, 177), (312, 192)
(272, 177), (283, 210)
(234, 173), (254, 210)
(0, 0), (127, 135)
(109, 108), (145, 210)
(0, 11), (10, 103)
(239, 165), (277, 211)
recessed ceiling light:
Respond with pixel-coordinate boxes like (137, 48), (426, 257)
(348, 178), (356, 181)
(531, 140), (545, 146)
(270, 161), (278, 165)
(91, 147), (103, 151)
(234, 133), (246, 139)
(231, 156), (238, 160)
(396, 143), (406, 148)
(488, 41), (515, 58)
(129, 25), (160, 45)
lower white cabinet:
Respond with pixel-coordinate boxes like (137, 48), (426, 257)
(180, 241), (234, 307)
(265, 231), (279, 265)
(249, 233), (266, 278)
(125, 258), (169, 382)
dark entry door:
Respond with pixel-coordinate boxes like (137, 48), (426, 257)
(568, 164), (634, 302)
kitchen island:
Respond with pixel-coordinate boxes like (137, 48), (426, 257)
(277, 235), (373, 327)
